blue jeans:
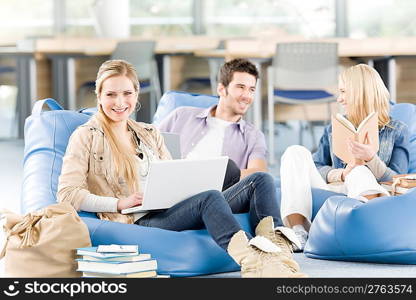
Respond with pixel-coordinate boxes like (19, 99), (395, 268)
(136, 172), (279, 250)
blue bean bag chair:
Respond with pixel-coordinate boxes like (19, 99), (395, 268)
(152, 90), (219, 126)
(21, 97), (254, 277)
(304, 102), (416, 264)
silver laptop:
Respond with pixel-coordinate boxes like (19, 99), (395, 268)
(121, 156), (228, 214)
(161, 132), (181, 159)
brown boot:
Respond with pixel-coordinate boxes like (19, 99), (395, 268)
(255, 216), (303, 271)
(227, 230), (306, 278)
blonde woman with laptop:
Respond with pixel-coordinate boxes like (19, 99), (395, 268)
(277, 64), (410, 251)
(57, 59), (305, 277)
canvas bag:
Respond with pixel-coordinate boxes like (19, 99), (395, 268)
(0, 202), (91, 277)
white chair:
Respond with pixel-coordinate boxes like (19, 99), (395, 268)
(267, 42), (339, 164)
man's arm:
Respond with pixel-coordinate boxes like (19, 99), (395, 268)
(240, 158), (267, 179)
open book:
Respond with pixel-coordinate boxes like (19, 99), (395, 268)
(332, 112), (379, 164)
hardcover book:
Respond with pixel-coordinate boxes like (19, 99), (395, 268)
(82, 270), (157, 278)
(81, 253), (151, 262)
(77, 258), (157, 274)
(392, 174), (416, 188)
(332, 112), (379, 164)
(76, 246), (139, 259)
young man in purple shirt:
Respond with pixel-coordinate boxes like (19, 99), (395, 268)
(158, 58), (267, 188)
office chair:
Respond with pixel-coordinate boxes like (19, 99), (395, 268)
(267, 42), (338, 164)
(181, 40), (225, 95)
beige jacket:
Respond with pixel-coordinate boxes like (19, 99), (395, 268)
(57, 115), (172, 224)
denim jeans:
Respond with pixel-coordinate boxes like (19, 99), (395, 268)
(136, 172), (279, 250)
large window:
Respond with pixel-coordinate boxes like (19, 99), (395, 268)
(65, 0), (193, 37)
(130, 0), (193, 36)
(4, 1), (416, 41)
(204, 0), (335, 38)
(348, 0), (416, 38)
(65, 0), (96, 36)
(0, 0), (54, 40)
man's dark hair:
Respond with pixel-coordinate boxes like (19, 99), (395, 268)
(218, 58), (259, 88)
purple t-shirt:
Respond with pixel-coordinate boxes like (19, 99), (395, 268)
(157, 105), (267, 169)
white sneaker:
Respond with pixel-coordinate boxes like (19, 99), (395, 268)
(292, 228), (308, 252)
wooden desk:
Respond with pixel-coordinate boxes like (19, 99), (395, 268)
(35, 37), (220, 110)
(195, 37), (416, 131)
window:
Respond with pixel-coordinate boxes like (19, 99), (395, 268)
(65, 0), (96, 36)
(0, 0), (54, 40)
(204, 0), (335, 38)
(348, 0), (416, 38)
(130, 0), (193, 36)
(65, 0), (193, 37)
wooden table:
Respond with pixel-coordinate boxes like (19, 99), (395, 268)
(34, 37), (220, 111)
(195, 37), (416, 131)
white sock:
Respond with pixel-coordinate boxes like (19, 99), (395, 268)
(292, 224), (307, 233)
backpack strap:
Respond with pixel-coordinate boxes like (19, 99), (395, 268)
(32, 98), (64, 116)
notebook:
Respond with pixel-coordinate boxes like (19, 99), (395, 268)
(121, 156), (228, 214)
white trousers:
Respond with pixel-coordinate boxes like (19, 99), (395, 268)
(280, 145), (389, 230)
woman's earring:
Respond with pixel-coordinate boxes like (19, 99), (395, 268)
(135, 101), (142, 112)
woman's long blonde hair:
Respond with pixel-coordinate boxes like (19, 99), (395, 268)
(95, 59), (140, 192)
(340, 64), (390, 129)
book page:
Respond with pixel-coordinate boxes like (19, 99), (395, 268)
(357, 111), (376, 132)
(332, 115), (357, 164)
(356, 112), (379, 154)
(335, 113), (356, 133)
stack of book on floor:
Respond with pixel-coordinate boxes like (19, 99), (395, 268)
(76, 245), (158, 278)
(380, 173), (416, 195)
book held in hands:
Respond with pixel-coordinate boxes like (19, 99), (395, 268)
(332, 112), (379, 164)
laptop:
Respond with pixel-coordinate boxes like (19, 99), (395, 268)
(121, 156), (228, 214)
(161, 132), (181, 159)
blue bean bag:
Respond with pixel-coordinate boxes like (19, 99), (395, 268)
(152, 90), (219, 125)
(21, 97), (254, 277)
(304, 102), (416, 264)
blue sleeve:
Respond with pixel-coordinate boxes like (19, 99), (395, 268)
(380, 124), (410, 181)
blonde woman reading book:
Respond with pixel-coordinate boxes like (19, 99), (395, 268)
(277, 64), (410, 251)
(57, 59), (305, 277)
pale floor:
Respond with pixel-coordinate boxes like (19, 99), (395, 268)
(1, 123), (416, 278)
